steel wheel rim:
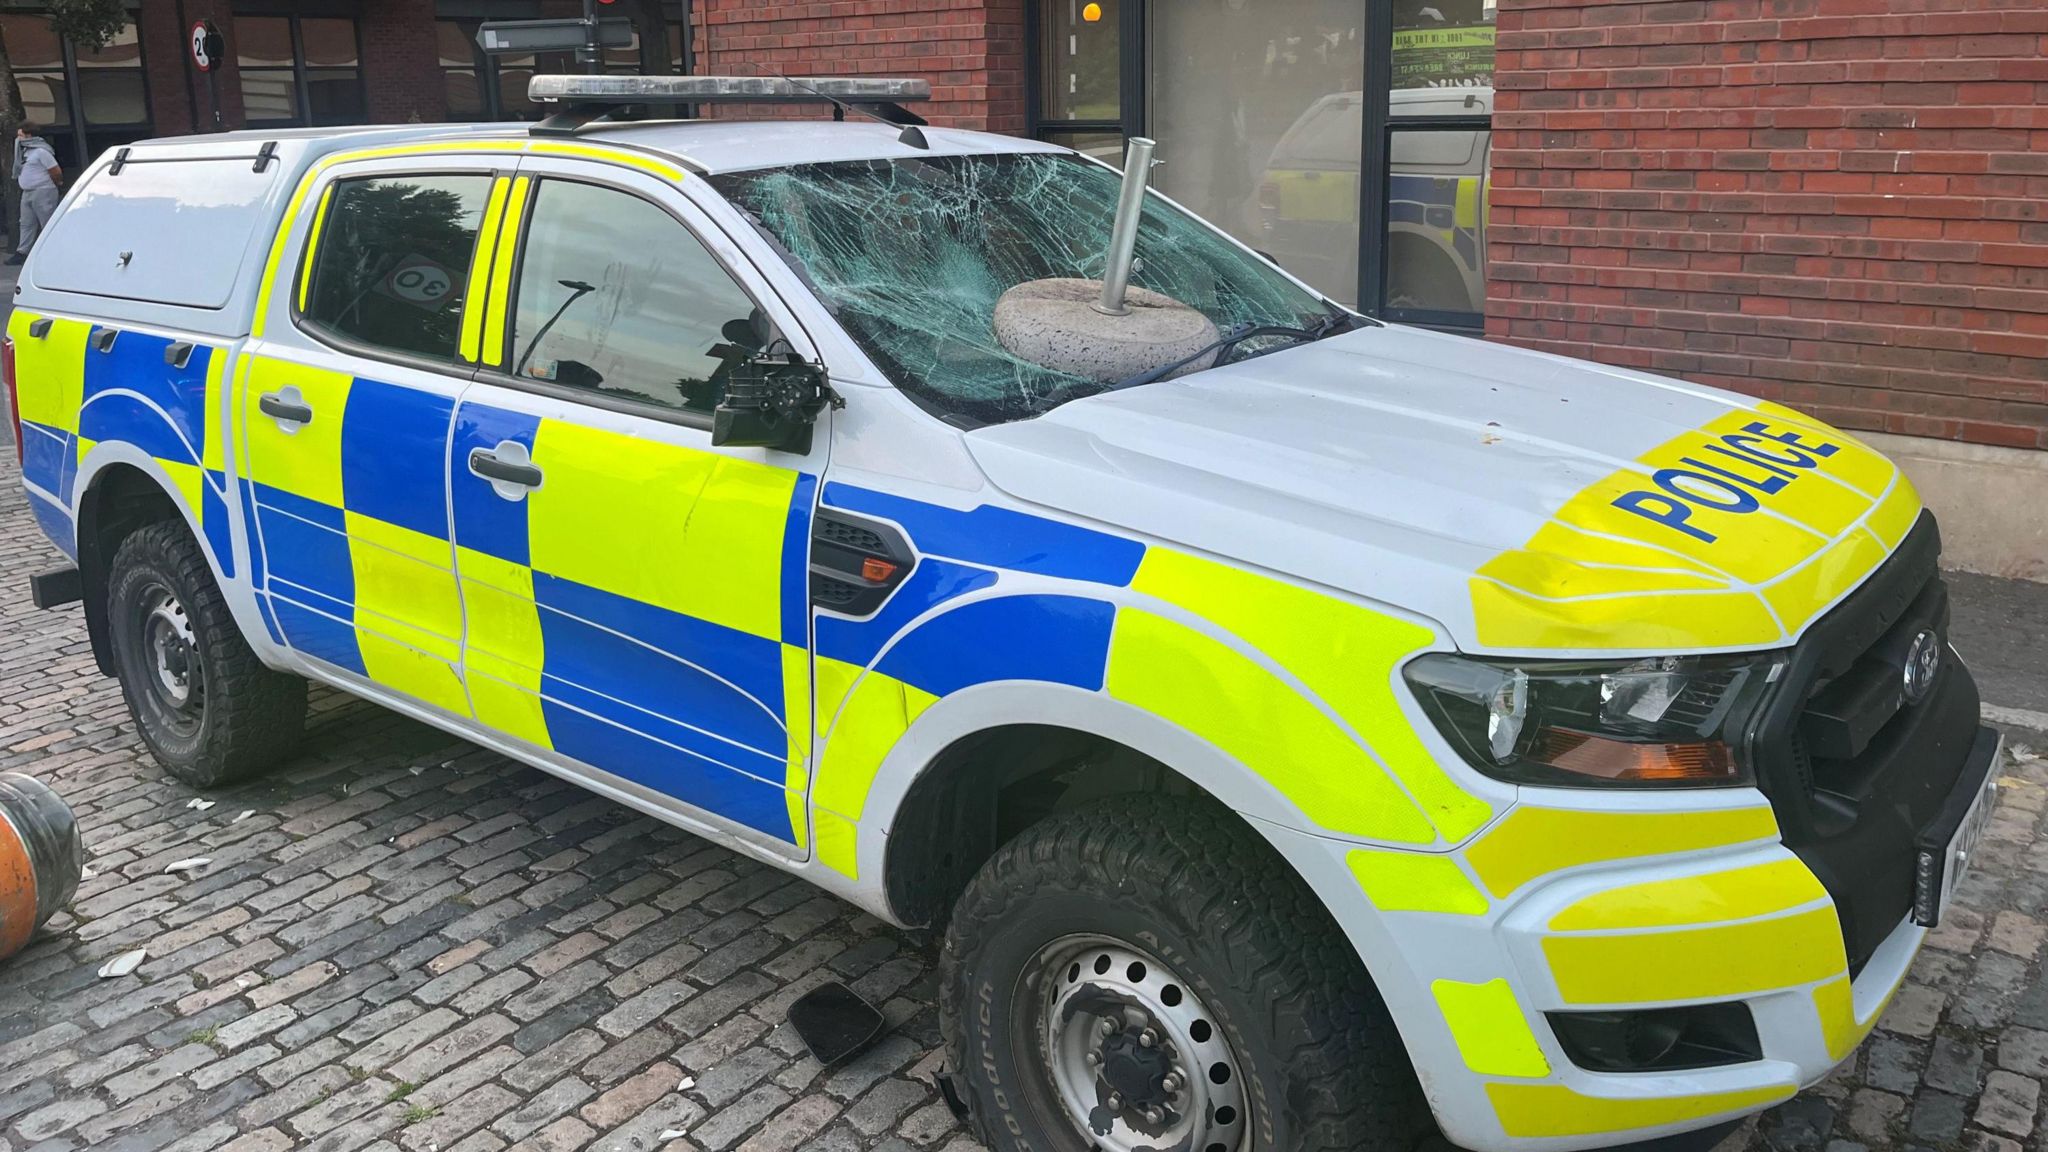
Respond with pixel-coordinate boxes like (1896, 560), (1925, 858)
(1026, 933), (1249, 1152)
(139, 583), (202, 731)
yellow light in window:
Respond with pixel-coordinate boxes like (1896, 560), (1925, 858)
(1082, 2), (1103, 22)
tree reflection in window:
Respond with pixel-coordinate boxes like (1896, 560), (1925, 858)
(302, 175), (492, 361)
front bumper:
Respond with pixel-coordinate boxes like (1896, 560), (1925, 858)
(1259, 726), (2003, 1151)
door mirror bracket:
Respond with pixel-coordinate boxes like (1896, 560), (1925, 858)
(711, 350), (841, 452)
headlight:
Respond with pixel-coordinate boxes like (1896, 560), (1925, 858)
(1402, 652), (1780, 788)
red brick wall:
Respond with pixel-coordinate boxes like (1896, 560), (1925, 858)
(1488, 0), (2048, 451)
(361, 0), (448, 124)
(691, 0), (1027, 133)
(140, 0), (247, 136)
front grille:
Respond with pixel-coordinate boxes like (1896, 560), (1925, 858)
(1744, 511), (1979, 974)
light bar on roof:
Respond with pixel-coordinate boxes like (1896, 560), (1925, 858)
(528, 75), (932, 104)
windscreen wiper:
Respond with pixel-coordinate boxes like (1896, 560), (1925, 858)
(1103, 312), (1358, 394)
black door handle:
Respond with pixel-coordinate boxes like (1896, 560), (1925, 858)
(92, 328), (118, 353)
(469, 448), (543, 489)
(165, 341), (195, 369)
(258, 392), (313, 425)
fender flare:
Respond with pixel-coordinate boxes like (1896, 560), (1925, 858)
(867, 679), (1310, 863)
(71, 444), (277, 675)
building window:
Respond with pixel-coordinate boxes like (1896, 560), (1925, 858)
(430, 17), (562, 123)
(1029, 0), (1495, 327)
(433, 11), (690, 124)
(239, 14), (365, 127)
(302, 18), (365, 125)
(0, 14), (151, 171)
(438, 20), (487, 119)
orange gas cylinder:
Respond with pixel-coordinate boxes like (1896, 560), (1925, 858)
(0, 772), (82, 961)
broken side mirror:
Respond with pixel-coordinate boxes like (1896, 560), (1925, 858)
(711, 350), (839, 453)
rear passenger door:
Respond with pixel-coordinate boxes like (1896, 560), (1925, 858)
(237, 157), (518, 720)
(449, 158), (824, 855)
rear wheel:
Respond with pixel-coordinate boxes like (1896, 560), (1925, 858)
(106, 521), (305, 787)
(940, 795), (1435, 1152)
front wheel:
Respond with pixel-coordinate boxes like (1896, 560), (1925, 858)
(940, 795), (1436, 1152)
(106, 521), (306, 787)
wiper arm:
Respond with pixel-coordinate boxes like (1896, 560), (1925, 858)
(1103, 313), (1355, 393)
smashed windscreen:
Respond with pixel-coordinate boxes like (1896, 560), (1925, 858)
(710, 153), (1343, 428)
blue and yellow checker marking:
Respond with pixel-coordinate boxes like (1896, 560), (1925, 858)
(445, 398), (819, 844)
(239, 355), (469, 716)
(8, 312), (236, 573)
(1390, 173), (1485, 276)
(801, 483), (1488, 879)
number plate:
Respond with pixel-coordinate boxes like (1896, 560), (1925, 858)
(1915, 744), (2001, 928)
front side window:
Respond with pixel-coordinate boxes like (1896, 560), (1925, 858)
(507, 180), (758, 417)
(301, 174), (494, 362)
(711, 152), (1338, 428)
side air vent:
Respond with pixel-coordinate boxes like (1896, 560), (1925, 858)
(810, 509), (915, 618)
(815, 517), (888, 555)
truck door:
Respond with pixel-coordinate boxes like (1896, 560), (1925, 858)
(236, 157), (516, 720)
(448, 159), (825, 856)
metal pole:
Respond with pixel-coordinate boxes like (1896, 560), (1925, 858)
(579, 0), (601, 74)
(1094, 136), (1156, 316)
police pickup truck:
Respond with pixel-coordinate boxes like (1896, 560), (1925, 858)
(6, 75), (2002, 1152)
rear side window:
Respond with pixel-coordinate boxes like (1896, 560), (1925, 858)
(506, 179), (758, 417)
(300, 173), (494, 362)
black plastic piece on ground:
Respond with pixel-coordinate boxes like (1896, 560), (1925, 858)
(787, 981), (886, 1066)
(29, 566), (81, 610)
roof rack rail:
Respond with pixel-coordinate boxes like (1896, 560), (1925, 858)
(525, 75), (931, 137)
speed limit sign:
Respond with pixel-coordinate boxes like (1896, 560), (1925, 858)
(190, 20), (223, 73)
(379, 254), (457, 311)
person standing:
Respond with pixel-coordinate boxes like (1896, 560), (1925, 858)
(10, 124), (63, 265)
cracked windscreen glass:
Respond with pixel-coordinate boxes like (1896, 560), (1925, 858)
(709, 152), (1346, 428)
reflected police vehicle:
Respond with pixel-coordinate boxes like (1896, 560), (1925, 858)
(1251, 86), (1492, 315)
(7, 73), (2005, 1152)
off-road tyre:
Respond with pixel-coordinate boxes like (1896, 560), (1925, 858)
(940, 794), (1436, 1152)
(106, 520), (305, 787)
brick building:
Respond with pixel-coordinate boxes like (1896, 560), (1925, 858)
(13, 0), (2048, 574)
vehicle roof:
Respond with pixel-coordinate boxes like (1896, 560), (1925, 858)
(582, 119), (1070, 173)
(148, 117), (1070, 175)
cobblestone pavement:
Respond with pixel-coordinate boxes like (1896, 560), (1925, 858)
(2, 418), (2048, 1152)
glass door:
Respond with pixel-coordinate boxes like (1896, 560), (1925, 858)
(1029, 0), (1494, 325)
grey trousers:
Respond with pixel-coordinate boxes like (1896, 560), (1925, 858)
(17, 185), (59, 253)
